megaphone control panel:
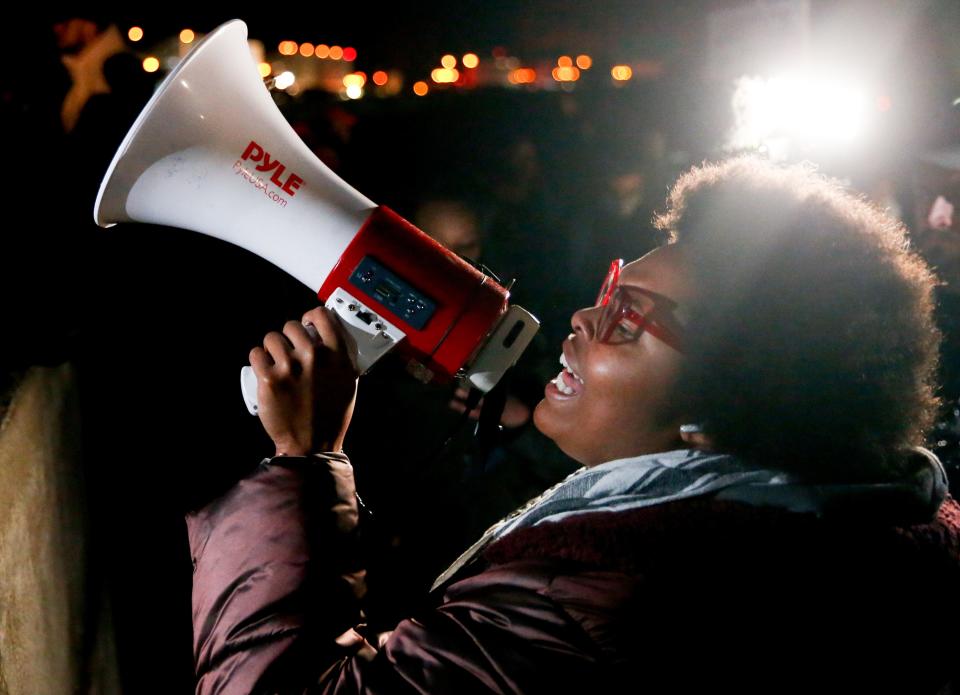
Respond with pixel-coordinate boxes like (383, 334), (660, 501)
(348, 257), (437, 331)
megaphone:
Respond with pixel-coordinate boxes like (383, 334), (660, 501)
(94, 19), (539, 415)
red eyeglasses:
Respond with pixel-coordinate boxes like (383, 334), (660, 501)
(595, 259), (685, 352)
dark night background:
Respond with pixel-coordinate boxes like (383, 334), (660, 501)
(3, 2), (960, 692)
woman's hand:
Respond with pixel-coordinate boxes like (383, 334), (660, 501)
(249, 306), (358, 456)
(448, 387), (532, 429)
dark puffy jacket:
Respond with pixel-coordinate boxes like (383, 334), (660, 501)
(187, 454), (960, 694)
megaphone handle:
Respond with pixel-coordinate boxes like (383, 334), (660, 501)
(240, 365), (260, 415)
(240, 291), (404, 416)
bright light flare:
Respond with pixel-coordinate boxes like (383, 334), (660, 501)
(611, 65), (633, 81)
(142, 56), (160, 73)
(274, 71), (296, 90)
(441, 54), (457, 69)
(128, 27), (144, 42)
(462, 53), (479, 69)
(345, 84), (363, 99)
(729, 73), (870, 154)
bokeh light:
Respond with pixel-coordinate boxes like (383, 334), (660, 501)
(142, 56), (160, 73)
(258, 62), (272, 78)
(611, 65), (633, 81)
(552, 65), (580, 82)
(431, 68), (460, 84)
(278, 41), (298, 56)
(330, 45), (344, 60)
(413, 81), (429, 96)
(128, 27), (144, 42)
(343, 73), (366, 88)
(508, 68), (537, 84)
(576, 54), (592, 69)
(462, 53), (479, 69)
(343, 47), (357, 62)
(441, 54), (457, 69)
(299, 42), (315, 57)
(274, 71), (296, 90)
(315, 44), (330, 59)
(557, 56), (573, 68)
(373, 70), (389, 86)
(179, 29), (195, 44)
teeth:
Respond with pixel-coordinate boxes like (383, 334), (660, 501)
(558, 353), (584, 384)
(552, 371), (576, 395)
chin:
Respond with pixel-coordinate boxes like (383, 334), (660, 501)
(532, 400), (591, 465)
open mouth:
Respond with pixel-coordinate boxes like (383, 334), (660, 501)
(551, 352), (584, 396)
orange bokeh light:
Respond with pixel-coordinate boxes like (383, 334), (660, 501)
(142, 56), (160, 73)
(180, 29), (195, 44)
(413, 81), (429, 96)
(373, 70), (388, 86)
(552, 65), (580, 82)
(576, 54), (592, 69)
(329, 45), (344, 60)
(299, 42), (315, 57)
(611, 64), (633, 81)
(278, 41), (298, 56)
(557, 55), (572, 67)
(509, 68), (537, 84)
(462, 53), (479, 69)
(128, 27), (144, 42)
(315, 44), (330, 59)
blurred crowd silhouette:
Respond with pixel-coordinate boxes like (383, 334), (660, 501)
(4, 12), (960, 693)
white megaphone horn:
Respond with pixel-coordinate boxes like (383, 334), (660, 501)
(94, 19), (539, 415)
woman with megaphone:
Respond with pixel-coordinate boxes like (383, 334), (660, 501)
(186, 158), (960, 693)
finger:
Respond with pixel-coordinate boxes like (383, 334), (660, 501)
(309, 307), (343, 354)
(305, 305), (358, 373)
(283, 319), (316, 355)
(263, 331), (294, 373)
(302, 306), (332, 339)
(249, 346), (273, 378)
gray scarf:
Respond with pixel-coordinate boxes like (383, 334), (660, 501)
(431, 447), (947, 591)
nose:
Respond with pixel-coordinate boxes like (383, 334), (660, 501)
(571, 304), (601, 340)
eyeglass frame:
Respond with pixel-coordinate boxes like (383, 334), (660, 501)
(594, 259), (685, 353)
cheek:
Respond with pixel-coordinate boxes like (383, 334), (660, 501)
(587, 351), (684, 429)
